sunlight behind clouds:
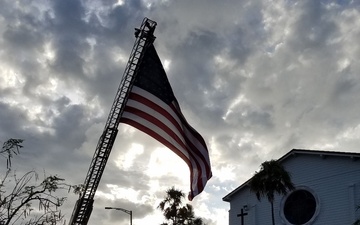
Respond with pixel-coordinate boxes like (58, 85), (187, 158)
(0, 67), (25, 90)
(163, 59), (171, 71)
(115, 143), (144, 169)
(41, 41), (55, 63)
(34, 77), (58, 97)
(212, 165), (235, 182)
(114, 0), (125, 6)
(146, 147), (188, 181)
(106, 185), (141, 202)
(337, 124), (360, 141)
(1, 0), (360, 224)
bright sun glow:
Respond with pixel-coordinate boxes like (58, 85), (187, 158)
(115, 143), (144, 169)
(163, 59), (171, 71)
(0, 66), (25, 90)
(212, 165), (235, 182)
(145, 147), (188, 180)
(113, 0), (125, 6)
(100, 185), (141, 203)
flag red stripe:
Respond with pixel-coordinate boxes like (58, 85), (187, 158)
(119, 43), (212, 200)
(128, 92), (184, 136)
(121, 115), (204, 199)
(121, 114), (204, 199)
(170, 103), (212, 177)
(122, 94), (205, 177)
(170, 102), (208, 148)
(120, 117), (192, 168)
(122, 105), (191, 164)
(121, 86), (211, 199)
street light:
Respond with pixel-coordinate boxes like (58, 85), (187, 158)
(105, 207), (132, 225)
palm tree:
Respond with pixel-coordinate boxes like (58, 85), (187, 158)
(249, 160), (295, 225)
(158, 187), (206, 225)
(178, 204), (195, 224)
(158, 187), (184, 225)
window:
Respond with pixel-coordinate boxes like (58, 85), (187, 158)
(281, 187), (319, 225)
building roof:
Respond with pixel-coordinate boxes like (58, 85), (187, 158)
(222, 149), (360, 202)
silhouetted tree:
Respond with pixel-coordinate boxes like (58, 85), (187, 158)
(249, 160), (295, 225)
(1, 138), (23, 169)
(158, 187), (205, 225)
(0, 139), (80, 225)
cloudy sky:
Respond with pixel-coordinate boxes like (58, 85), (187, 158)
(1, 0), (360, 224)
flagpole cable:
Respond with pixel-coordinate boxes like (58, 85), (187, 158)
(68, 18), (157, 225)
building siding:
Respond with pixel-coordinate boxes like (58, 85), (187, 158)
(226, 151), (360, 225)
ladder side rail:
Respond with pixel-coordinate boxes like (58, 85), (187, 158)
(69, 18), (157, 225)
(81, 28), (151, 202)
(69, 35), (145, 224)
(105, 18), (157, 130)
(71, 44), (144, 224)
(105, 37), (150, 129)
(70, 42), (146, 224)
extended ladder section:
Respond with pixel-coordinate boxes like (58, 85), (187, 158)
(69, 18), (157, 225)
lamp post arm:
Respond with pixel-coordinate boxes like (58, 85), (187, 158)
(116, 208), (132, 215)
(105, 207), (132, 225)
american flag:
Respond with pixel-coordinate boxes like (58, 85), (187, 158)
(120, 44), (212, 200)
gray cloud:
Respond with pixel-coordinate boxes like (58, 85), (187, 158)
(1, 0), (360, 224)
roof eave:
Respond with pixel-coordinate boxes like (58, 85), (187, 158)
(222, 149), (360, 202)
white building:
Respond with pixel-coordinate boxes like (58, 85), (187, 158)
(223, 149), (360, 225)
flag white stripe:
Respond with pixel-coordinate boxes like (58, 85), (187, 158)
(121, 87), (211, 195)
(122, 106), (205, 183)
(131, 87), (183, 127)
(127, 87), (210, 171)
(124, 99), (188, 154)
(122, 110), (191, 162)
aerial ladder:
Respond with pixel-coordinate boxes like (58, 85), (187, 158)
(69, 18), (157, 225)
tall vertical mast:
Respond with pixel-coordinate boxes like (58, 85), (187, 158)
(69, 18), (157, 225)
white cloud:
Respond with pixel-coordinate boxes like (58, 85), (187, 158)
(1, 0), (360, 224)
(145, 147), (189, 181)
(115, 143), (144, 169)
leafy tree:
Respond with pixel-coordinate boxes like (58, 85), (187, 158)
(158, 187), (205, 225)
(0, 139), (80, 225)
(249, 160), (295, 225)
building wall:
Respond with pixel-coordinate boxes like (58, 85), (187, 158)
(228, 153), (360, 225)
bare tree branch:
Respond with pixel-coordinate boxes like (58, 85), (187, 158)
(0, 139), (79, 225)
(0, 139), (23, 169)
(0, 170), (76, 225)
